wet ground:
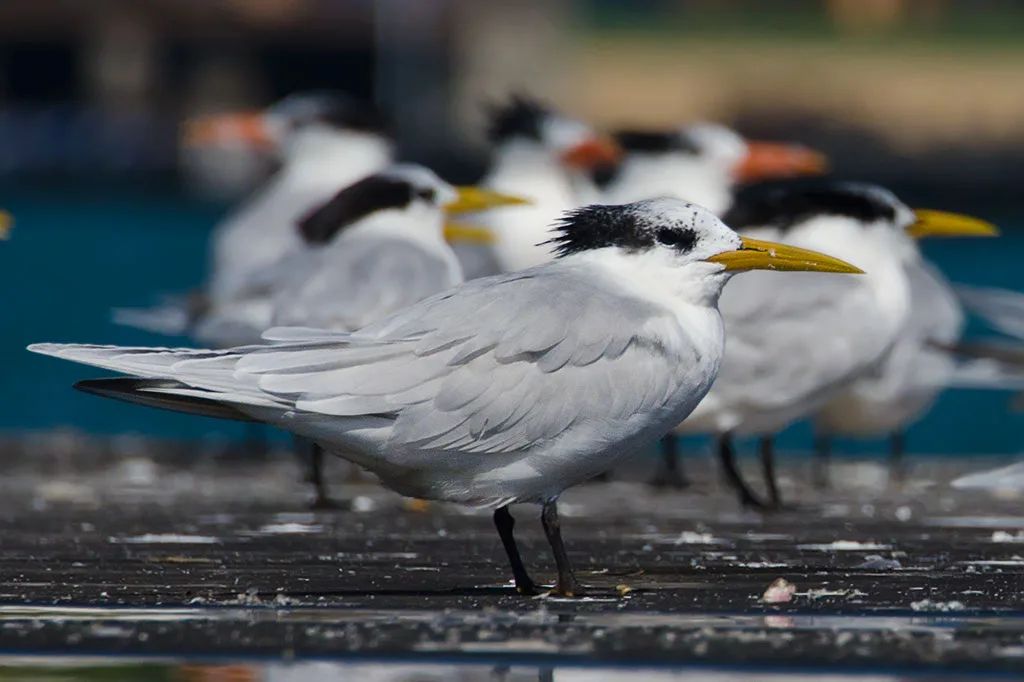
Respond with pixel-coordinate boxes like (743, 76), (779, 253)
(0, 437), (1023, 679)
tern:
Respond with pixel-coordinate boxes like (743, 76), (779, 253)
(117, 92), (395, 340)
(594, 123), (827, 488)
(676, 183), (992, 510)
(30, 199), (861, 595)
(455, 95), (621, 279)
(813, 213), (997, 488)
(597, 122), (828, 214)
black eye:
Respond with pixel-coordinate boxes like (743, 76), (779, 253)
(655, 227), (697, 250)
(416, 188), (437, 202)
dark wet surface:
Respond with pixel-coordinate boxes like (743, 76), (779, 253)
(0, 441), (1022, 678)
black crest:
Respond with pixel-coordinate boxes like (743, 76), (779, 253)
(545, 203), (697, 258)
(724, 182), (900, 232)
(614, 129), (700, 154)
(486, 95), (549, 143)
(297, 175), (415, 244)
(272, 91), (392, 135)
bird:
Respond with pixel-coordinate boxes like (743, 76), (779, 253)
(593, 123), (828, 488)
(117, 92), (395, 340)
(675, 183), (990, 511)
(30, 198), (862, 596)
(597, 122), (828, 214)
(812, 212), (997, 489)
(453, 95), (622, 279)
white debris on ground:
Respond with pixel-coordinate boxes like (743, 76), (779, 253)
(910, 598), (966, 612)
(990, 530), (1024, 543)
(797, 540), (891, 551)
(952, 461), (1024, 495)
(761, 578), (796, 603)
(109, 534), (220, 544)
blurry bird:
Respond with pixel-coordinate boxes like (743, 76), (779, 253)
(30, 198), (860, 595)
(454, 95), (621, 279)
(677, 183), (990, 510)
(117, 92), (395, 339)
(813, 213), (997, 489)
(597, 123), (828, 214)
(594, 123), (828, 488)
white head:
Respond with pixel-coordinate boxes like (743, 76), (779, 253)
(296, 163), (526, 247)
(182, 91), (395, 167)
(486, 95), (621, 172)
(722, 182), (996, 266)
(546, 198), (863, 305)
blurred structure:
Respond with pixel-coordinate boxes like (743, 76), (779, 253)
(0, 0), (1020, 195)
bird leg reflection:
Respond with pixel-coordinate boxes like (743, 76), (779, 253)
(812, 433), (832, 490)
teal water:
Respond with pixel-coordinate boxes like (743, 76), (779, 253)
(1, 190), (1022, 456)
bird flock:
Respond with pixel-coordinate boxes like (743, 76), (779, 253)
(28, 92), (1010, 596)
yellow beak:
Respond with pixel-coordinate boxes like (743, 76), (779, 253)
(906, 209), (999, 239)
(0, 210), (12, 240)
(706, 236), (864, 274)
(443, 222), (496, 245)
(446, 187), (531, 216)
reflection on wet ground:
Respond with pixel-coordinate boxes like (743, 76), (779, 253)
(0, 445), (1021, 677)
(0, 659), (1008, 681)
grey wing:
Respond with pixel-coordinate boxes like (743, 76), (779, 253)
(271, 236), (459, 331)
(714, 270), (889, 413)
(905, 259), (964, 345)
(955, 283), (1024, 341)
(245, 265), (686, 457)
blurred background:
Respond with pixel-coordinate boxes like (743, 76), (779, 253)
(1, 0), (1022, 458)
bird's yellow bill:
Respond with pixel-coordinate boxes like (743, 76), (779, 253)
(906, 210), (998, 239)
(559, 135), (623, 171)
(447, 187), (530, 216)
(180, 111), (274, 150)
(706, 237), (864, 274)
(734, 142), (829, 183)
(443, 221), (496, 245)
(0, 210), (11, 240)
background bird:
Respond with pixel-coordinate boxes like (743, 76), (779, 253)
(675, 183), (987, 510)
(813, 211), (997, 489)
(116, 92), (395, 341)
(453, 95), (622, 279)
(29, 198), (861, 596)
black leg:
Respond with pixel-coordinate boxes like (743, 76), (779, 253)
(308, 442), (341, 510)
(541, 500), (580, 596)
(494, 506), (538, 595)
(718, 433), (769, 510)
(649, 433), (690, 489)
(538, 669), (554, 682)
(760, 435), (784, 508)
(812, 433), (831, 491)
(890, 431), (908, 487)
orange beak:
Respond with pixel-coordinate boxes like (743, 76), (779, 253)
(180, 111), (274, 150)
(734, 142), (829, 183)
(560, 135), (623, 171)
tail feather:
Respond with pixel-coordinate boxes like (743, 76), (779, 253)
(74, 378), (259, 422)
(28, 342), (281, 410)
(956, 284), (1024, 341)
